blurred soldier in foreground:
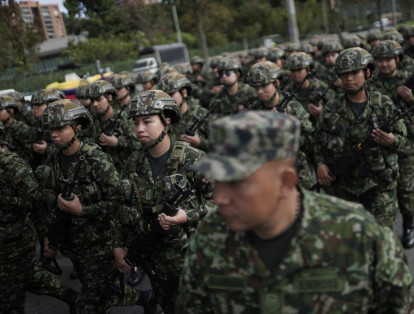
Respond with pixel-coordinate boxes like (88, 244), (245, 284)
(176, 111), (413, 313)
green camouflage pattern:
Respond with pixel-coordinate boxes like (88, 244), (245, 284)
(217, 57), (243, 73)
(114, 140), (214, 313)
(3, 118), (33, 162)
(193, 111), (300, 181)
(37, 141), (142, 312)
(372, 40), (404, 59)
(366, 29), (382, 42)
(208, 81), (256, 118)
(127, 90), (181, 124)
(135, 70), (158, 84)
(334, 47), (374, 74)
(285, 52), (313, 70)
(314, 90), (407, 227)
(89, 80), (117, 99)
(158, 73), (192, 94)
(0, 94), (20, 112)
(170, 97), (210, 151)
(383, 31), (404, 45)
(247, 61), (282, 87)
(31, 89), (64, 106)
(176, 190), (413, 313)
(321, 41), (342, 55)
(0, 151), (73, 313)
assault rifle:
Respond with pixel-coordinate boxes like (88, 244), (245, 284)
(308, 75), (337, 108)
(185, 100), (220, 136)
(393, 73), (414, 107)
(38, 252), (62, 276)
(148, 176), (203, 234)
(277, 70), (314, 113)
(311, 103), (414, 191)
(48, 156), (85, 251)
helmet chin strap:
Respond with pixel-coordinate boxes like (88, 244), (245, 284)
(58, 124), (78, 149)
(98, 96), (111, 116)
(141, 125), (170, 148)
(347, 84), (365, 95)
(263, 91), (277, 105)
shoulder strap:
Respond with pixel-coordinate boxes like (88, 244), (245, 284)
(170, 141), (190, 174)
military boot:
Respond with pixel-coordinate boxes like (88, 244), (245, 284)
(127, 266), (145, 286)
(402, 214), (414, 249)
(64, 288), (83, 314)
(137, 289), (158, 314)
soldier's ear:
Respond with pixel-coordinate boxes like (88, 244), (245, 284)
(275, 79), (280, 88)
(76, 124), (82, 131)
(165, 117), (171, 125)
(365, 68), (371, 79)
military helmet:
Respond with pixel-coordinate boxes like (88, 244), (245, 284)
(174, 63), (192, 75)
(343, 35), (363, 49)
(334, 47), (375, 74)
(190, 56), (204, 66)
(366, 29), (382, 42)
(42, 99), (93, 130)
(0, 121), (7, 146)
(209, 56), (223, 69)
(267, 48), (285, 61)
(285, 52), (313, 70)
(89, 80), (117, 99)
(158, 73), (192, 95)
(372, 40), (404, 59)
(0, 95), (20, 113)
(251, 48), (268, 59)
(8, 91), (25, 103)
(158, 66), (177, 77)
(300, 43), (314, 55)
(247, 61), (282, 87)
(136, 70), (158, 84)
(31, 89), (64, 106)
(382, 31), (404, 45)
(404, 25), (414, 40)
(127, 90), (181, 124)
(75, 84), (89, 100)
(321, 41), (343, 56)
(285, 42), (301, 53)
(111, 75), (136, 92)
(217, 57), (243, 73)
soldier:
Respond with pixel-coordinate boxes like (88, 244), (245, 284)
(382, 32), (414, 73)
(366, 29), (382, 51)
(113, 90), (213, 314)
(209, 57), (255, 118)
(284, 52), (334, 124)
(38, 99), (156, 313)
(89, 80), (140, 171)
(176, 111), (413, 313)
(403, 26), (414, 59)
(318, 41), (344, 93)
(246, 61), (315, 189)
(159, 73), (210, 151)
(367, 40), (414, 248)
(111, 74), (136, 115)
(136, 70), (159, 91)
(75, 84), (93, 113)
(0, 120), (82, 314)
(315, 47), (407, 229)
(9, 90), (37, 127)
(0, 95), (33, 162)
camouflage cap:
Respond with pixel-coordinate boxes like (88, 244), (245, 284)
(383, 31), (404, 45)
(0, 121), (6, 146)
(247, 61), (282, 87)
(366, 29), (382, 42)
(0, 95), (20, 113)
(193, 111), (300, 181)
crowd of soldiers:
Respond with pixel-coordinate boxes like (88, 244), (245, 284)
(1, 24), (414, 313)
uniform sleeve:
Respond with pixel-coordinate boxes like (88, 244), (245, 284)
(372, 226), (413, 313)
(382, 95), (407, 151)
(175, 220), (215, 313)
(116, 118), (140, 152)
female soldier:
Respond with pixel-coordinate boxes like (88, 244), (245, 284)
(113, 90), (213, 313)
(39, 99), (156, 313)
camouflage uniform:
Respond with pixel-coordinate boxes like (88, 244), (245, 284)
(0, 95), (33, 162)
(114, 90), (214, 314)
(37, 100), (152, 313)
(89, 80), (140, 171)
(404, 26), (414, 59)
(367, 40), (414, 247)
(314, 48), (407, 228)
(209, 57), (256, 119)
(158, 73), (210, 152)
(176, 111), (413, 314)
(0, 121), (81, 313)
(246, 61), (315, 189)
(9, 91), (37, 127)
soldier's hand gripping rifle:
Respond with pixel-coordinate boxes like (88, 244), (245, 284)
(309, 75), (338, 108)
(393, 73), (414, 106)
(148, 176), (204, 235)
(101, 104), (127, 137)
(47, 156), (85, 251)
(277, 70), (314, 112)
(311, 103), (414, 191)
(185, 100), (221, 136)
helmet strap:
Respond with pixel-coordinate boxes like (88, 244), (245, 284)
(347, 84), (365, 95)
(141, 125), (170, 149)
(99, 100), (111, 116)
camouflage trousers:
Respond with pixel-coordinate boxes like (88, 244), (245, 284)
(296, 151), (315, 190)
(66, 244), (142, 314)
(397, 154), (414, 216)
(0, 225), (72, 313)
(327, 182), (398, 229)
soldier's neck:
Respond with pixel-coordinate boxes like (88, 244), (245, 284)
(100, 105), (114, 121)
(148, 135), (171, 158)
(180, 101), (188, 114)
(62, 139), (81, 156)
(346, 89), (367, 103)
(298, 79), (310, 89)
(226, 81), (239, 95)
(120, 94), (131, 106)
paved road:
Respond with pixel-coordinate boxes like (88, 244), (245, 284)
(25, 212), (414, 313)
